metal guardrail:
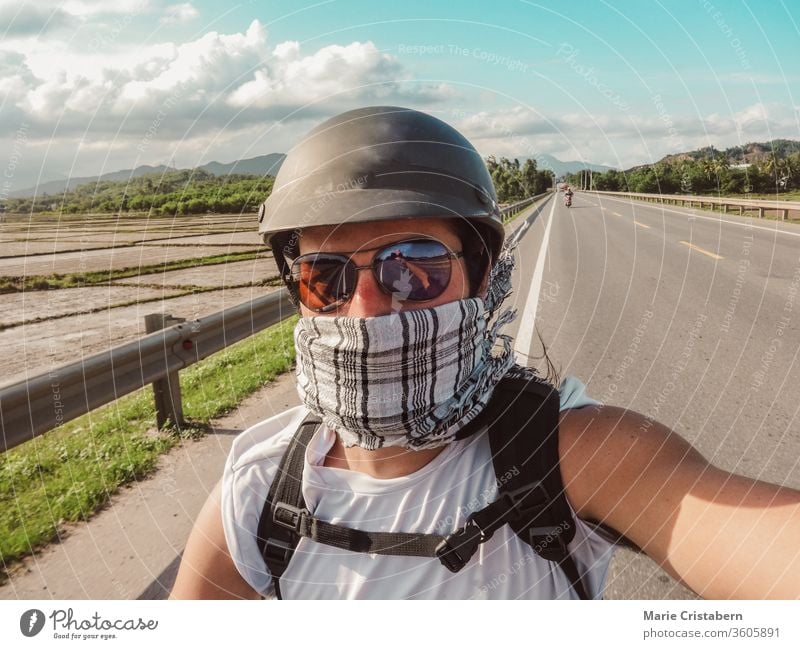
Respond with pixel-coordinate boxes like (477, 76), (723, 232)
(500, 191), (551, 222)
(587, 190), (799, 220)
(0, 289), (294, 452)
(1, 194), (549, 453)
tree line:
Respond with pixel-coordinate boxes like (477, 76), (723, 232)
(3, 169), (274, 215)
(3, 158), (556, 215)
(564, 145), (800, 196)
(485, 156), (556, 203)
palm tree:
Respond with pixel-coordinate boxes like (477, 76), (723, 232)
(776, 159), (791, 190)
(701, 156), (716, 181)
(786, 153), (800, 189)
(762, 155), (778, 179)
(711, 155), (729, 178)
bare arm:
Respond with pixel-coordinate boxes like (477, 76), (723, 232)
(559, 405), (800, 599)
(169, 479), (262, 600)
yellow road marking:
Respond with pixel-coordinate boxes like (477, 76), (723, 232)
(633, 220), (650, 229)
(680, 241), (723, 260)
(612, 212), (622, 217)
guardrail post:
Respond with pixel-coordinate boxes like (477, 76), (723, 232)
(781, 209), (788, 221)
(145, 313), (186, 430)
(758, 207), (764, 218)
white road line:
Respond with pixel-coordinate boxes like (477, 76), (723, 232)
(514, 196), (556, 364)
(597, 195), (800, 239)
(633, 220), (651, 229)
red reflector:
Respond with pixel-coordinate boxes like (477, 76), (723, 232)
(182, 340), (194, 350)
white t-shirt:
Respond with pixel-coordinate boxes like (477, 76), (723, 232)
(220, 376), (617, 599)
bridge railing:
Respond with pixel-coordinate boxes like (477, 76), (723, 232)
(1, 192), (551, 453)
(586, 190), (799, 220)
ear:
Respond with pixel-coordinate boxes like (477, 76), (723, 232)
(476, 263), (491, 300)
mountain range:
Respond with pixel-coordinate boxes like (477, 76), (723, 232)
(516, 153), (614, 177)
(9, 154), (286, 198)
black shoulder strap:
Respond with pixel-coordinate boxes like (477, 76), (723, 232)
(483, 376), (590, 599)
(255, 412), (320, 600)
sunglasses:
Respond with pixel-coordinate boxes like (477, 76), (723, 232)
(286, 238), (464, 313)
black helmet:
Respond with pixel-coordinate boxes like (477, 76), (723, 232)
(258, 106), (504, 266)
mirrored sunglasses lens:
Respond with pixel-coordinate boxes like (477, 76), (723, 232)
(375, 240), (453, 301)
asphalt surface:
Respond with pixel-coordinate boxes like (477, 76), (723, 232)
(507, 192), (800, 598)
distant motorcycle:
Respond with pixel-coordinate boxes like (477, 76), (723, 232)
(565, 192), (573, 207)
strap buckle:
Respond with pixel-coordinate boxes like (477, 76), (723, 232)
(273, 502), (309, 533)
(435, 519), (484, 573)
(529, 523), (570, 561)
(499, 481), (573, 560)
(498, 481), (550, 522)
(262, 537), (294, 568)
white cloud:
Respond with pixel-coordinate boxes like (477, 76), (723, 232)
(0, 19), (458, 188)
(0, 3), (79, 35)
(119, 20), (270, 102)
(227, 39), (432, 108)
(453, 103), (800, 169)
(2, 18), (455, 138)
(0, 0), (151, 25)
(159, 2), (197, 26)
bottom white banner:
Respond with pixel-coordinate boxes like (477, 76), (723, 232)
(1, 600), (797, 648)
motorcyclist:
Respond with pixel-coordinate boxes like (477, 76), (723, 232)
(171, 106), (800, 600)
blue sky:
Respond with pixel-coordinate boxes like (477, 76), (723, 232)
(0, 0), (797, 189)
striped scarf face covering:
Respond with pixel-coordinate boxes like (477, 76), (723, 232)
(293, 243), (518, 450)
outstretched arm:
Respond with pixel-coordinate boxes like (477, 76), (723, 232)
(559, 405), (800, 599)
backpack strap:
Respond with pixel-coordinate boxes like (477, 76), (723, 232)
(484, 376), (590, 599)
(255, 412), (320, 600)
(255, 376), (591, 600)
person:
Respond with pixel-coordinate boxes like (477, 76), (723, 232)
(564, 185), (574, 206)
(170, 106), (800, 600)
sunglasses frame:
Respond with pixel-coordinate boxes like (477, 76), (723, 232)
(285, 237), (465, 313)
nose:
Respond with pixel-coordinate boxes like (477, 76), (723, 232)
(343, 268), (395, 317)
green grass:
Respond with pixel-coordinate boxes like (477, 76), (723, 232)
(0, 314), (298, 581)
(0, 250), (266, 294)
(707, 191), (800, 202)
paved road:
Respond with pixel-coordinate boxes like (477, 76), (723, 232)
(508, 192), (800, 598)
